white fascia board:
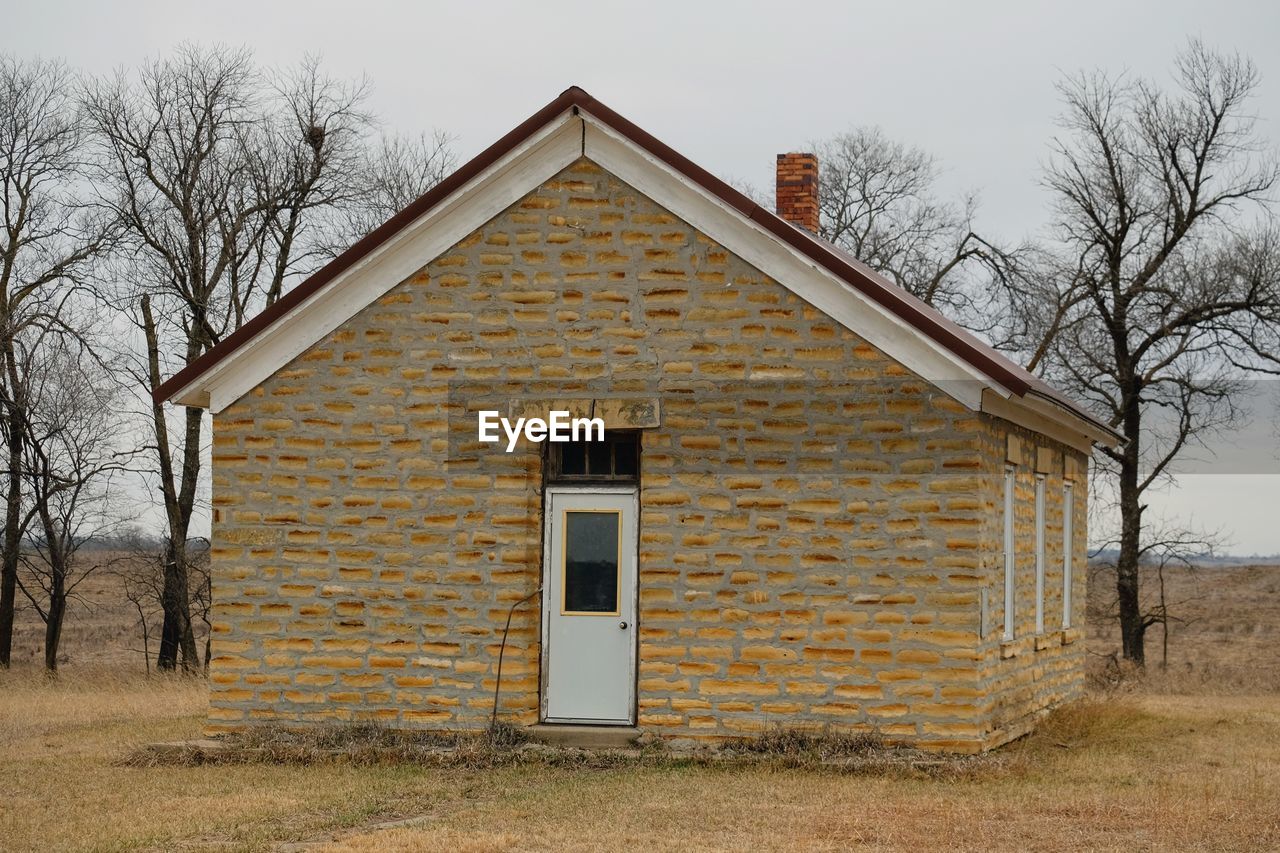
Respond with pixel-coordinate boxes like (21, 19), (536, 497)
(980, 390), (1102, 455)
(177, 111), (584, 412)
(1021, 391), (1119, 449)
(580, 116), (996, 411)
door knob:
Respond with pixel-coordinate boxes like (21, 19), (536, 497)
(619, 621), (628, 629)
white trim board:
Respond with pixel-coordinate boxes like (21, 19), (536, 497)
(980, 390), (1100, 456)
(173, 110), (582, 410)
(581, 116), (996, 409)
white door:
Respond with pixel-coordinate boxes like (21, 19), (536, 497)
(541, 487), (637, 725)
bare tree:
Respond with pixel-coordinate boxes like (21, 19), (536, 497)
(1034, 40), (1280, 664)
(1088, 515), (1224, 671)
(329, 130), (456, 253)
(16, 334), (132, 670)
(0, 55), (108, 666)
(251, 55), (374, 307)
(114, 529), (166, 673)
(1144, 527), (1218, 670)
(814, 127), (1022, 339)
(84, 45), (376, 672)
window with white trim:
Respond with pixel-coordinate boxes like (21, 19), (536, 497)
(1063, 481), (1074, 629)
(1034, 473), (1046, 635)
(1003, 464), (1015, 641)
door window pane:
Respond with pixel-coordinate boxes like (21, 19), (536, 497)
(563, 511), (620, 613)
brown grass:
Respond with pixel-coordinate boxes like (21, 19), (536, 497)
(0, 562), (1277, 851)
(1087, 562), (1280, 693)
(733, 722), (885, 759)
(128, 719), (976, 779)
(7, 551), (210, 671)
(2, 667), (1278, 851)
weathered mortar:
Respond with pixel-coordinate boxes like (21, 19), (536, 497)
(207, 158), (1087, 751)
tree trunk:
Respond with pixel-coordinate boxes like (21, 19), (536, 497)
(44, 576), (65, 672)
(0, 402), (23, 667)
(0, 319), (27, 667)
(131, 595), (151, 674)
(156, 542), (184, 670)
(157, 537), (198, 671)
(1116, 394), (1146, 665)
(142, 296), (202, 673)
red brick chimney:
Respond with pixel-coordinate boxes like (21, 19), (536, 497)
(775, 152), (819, 233)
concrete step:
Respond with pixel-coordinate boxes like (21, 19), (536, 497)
(527, 724), (641, 749)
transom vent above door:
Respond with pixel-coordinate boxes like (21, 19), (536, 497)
(547, 432), (639, 483)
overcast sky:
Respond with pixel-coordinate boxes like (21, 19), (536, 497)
(5, 0), (1280, 553)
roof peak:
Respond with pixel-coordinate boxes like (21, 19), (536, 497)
(153, 86), (1117, 446)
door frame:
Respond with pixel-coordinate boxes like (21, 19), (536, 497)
(539, 484), (640, 725)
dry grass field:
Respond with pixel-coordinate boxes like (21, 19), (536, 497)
(1, 563), (1278, 851)
(1087, 561), (1280, 693)
(5, 550), (210, 672)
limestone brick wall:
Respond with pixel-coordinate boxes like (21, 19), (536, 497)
(206, 156), (1081, 751)
(975, 418), (1089, 747)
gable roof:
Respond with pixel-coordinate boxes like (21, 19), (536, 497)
(156, 86), (1120, 450)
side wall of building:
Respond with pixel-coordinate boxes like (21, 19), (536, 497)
(975, 416), (1089, 747)
(206, 157), (1063, 751)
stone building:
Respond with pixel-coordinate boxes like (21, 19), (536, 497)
(159, 88), (1120, 752)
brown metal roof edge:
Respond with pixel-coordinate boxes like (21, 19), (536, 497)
(568, 93), (1123, 437)
(154, 85), (1113, 441)
(570, 91), (1033, 397)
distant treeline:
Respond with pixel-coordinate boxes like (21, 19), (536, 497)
(1090, 549), (1280, 567)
